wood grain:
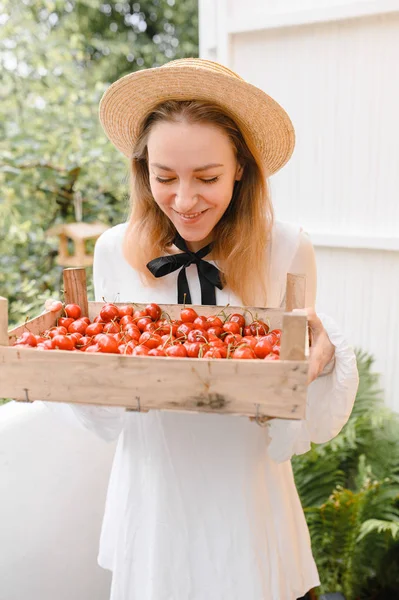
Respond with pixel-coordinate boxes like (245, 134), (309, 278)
(0, 345), (307, 419)
(285, 273), (306, 311)
(2, 272), (309, 419)
(63, 268), (88, 317)
(280, 312), (307, 361)
(7, 310), (61, 343)
(0, 297), (9, 347)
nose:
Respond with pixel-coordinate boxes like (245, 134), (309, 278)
(174, 181), (199, 214)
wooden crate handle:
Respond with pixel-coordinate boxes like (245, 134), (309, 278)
(0, 297), (9, 347)
(281, 274), (307, 360)
(280, 312), (307, 360)
(285, 273), (306, 311)
(63, 268), (89, 317)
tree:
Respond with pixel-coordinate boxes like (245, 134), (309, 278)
(0, 0), (198, 325)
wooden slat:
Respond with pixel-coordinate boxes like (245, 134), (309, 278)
(0, 346), (307, 419)
(0, 297), (9, 347)
(280, 312), (307, 361)
(63, 268), (89, 317)
(285, 273), (306, 311)
(8, 310), (61, 343)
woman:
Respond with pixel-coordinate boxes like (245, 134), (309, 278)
(59, 59), (359, 599)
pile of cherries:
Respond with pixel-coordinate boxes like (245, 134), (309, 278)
(13, 302), (281, 360)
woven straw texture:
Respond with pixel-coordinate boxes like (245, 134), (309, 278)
(99, 58), (295, 175)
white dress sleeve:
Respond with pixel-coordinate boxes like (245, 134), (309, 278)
(267, 229), (359, 463)
(43, 230), (126, 443)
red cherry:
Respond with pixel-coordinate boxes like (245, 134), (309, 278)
(68, 319), (88, 335)
(224, 333), (242, 346)
(223, 321), (241, 335)
(184, 342), (209, 358)
(176, 322), (195, 339)
(69, 332), (83, 344)
(51, 335), (75, 351)
(228, 313), (245, 329)
(58, 317), (74, 329)
(254, 337), (274, 359)
(148, 348), (167, 357)
(241, 335), (258, 351)
(118, 305), (134, 318)
(86, 322), (104, 336)
(264, 353), (279, 361)
(76, 336), (93, 350)
(232, 346), (256, 359)
(206, 316), (223, 329)
(132, 344), (150, 356)
(207, 326), (223, 338)
(99, 303), (120, 323)
(133, 309), (149, 320)
(64, 303), (81, 319)
(139, 332), (162, 349)
(120, 315), (135, 329)
(48, 326), (68, 338)
(187, 328), (209, 343)
(85, 344), (100, 353)
(203, 348), (222, 359)
(165, 344), (188, 358)
(15, 331), (37, 347)
(96, 334), (119, 354)
(193, 316), (208, 328)
(125, 326), (141, 342)
(180, 308), (198, 323)
(103, 321), (120, 334)
(136, 317), (153, 332)
(145, 303), (162, 321)
(249, 320), (269, 336)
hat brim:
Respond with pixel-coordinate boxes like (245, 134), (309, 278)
(99, 65), (295, 176)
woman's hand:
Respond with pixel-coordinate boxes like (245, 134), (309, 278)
(44, 299), (63, 313)
(296, 307), (335, 384)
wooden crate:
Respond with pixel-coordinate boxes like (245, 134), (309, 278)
(0, 269), (309, 420)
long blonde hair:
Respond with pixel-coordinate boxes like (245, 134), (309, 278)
(122, 100), (274, 306)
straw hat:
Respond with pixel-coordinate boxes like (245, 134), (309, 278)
(99, 58), (295, 176)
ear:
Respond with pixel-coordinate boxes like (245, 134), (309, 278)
(235, 164), (244, 181)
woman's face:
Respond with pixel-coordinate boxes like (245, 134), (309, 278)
(147, 120), (243, 252)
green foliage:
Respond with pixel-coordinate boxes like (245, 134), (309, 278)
(0, 0), (198, 325)
(292, 351), (399, 599)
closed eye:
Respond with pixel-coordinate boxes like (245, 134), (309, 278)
(155, 176), (220, 184)
(200, 176), (219, 184)
(155, 177), (176, 184)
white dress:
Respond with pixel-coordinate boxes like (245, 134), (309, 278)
(56, 221), (359, 600)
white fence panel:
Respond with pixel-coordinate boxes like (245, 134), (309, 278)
(199, 0), (399, 410)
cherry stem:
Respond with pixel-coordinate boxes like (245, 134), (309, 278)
(242, 307), (255, 322)
(215, 304), (230, 321)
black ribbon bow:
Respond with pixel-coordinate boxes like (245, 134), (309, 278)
(146, 232), (223, 305)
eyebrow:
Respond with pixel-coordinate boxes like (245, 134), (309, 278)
(150, 163), (224, 172)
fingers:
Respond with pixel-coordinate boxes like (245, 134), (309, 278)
(44, 299), (63, 312)
(307, 346), (323, 383)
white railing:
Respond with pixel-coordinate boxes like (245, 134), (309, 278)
(0, 402), (114, 600)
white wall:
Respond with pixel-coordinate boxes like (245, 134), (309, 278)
(199, 0), (399, 410)
(0, 402), (114, 600)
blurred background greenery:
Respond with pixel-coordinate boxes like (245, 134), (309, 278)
(1, 2), (398, 599)
(0, 0), (198, 324)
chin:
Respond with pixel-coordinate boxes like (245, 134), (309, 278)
(175, 226), (213, 243)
